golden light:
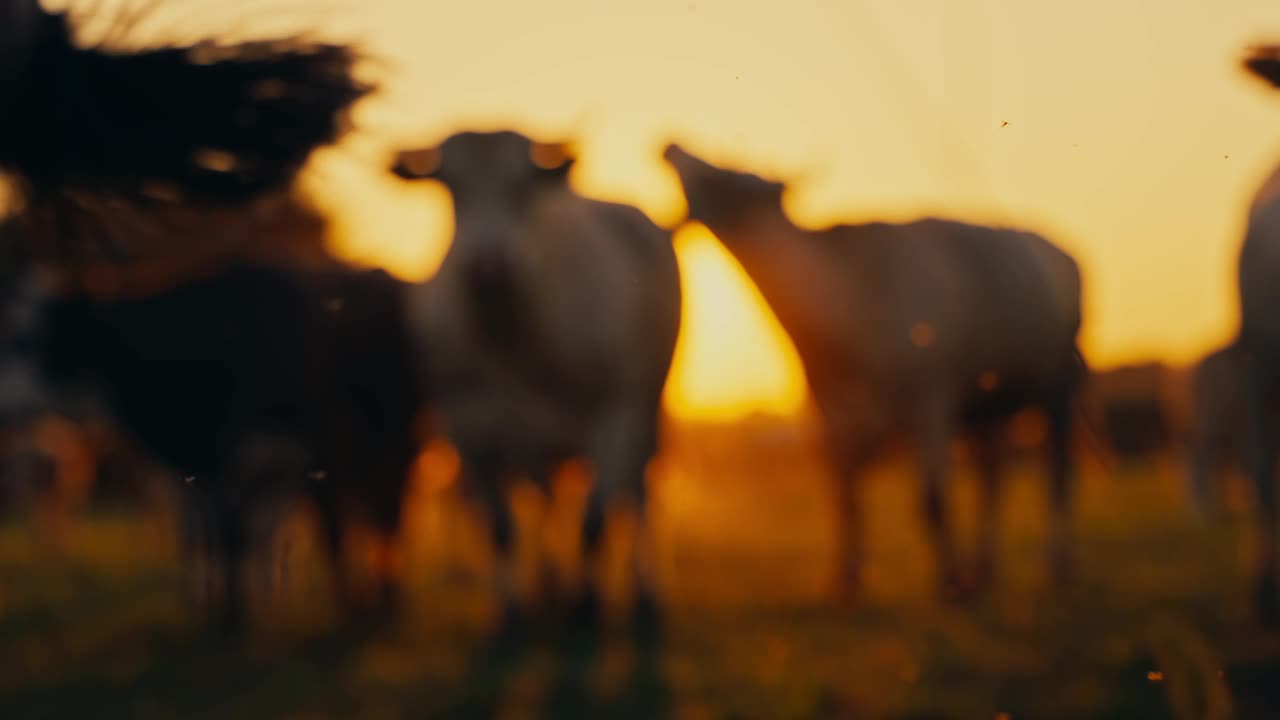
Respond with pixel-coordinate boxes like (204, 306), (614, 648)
(661, 222), (808, 422)
(309, 146), (454, 282)
(284, 0), (1280, 421)
(316, 144), (810, 423)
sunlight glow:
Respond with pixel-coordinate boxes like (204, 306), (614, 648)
(661, 223), (808, 421)
(237, 0), (1280, 418)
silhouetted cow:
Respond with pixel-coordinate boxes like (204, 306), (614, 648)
(1088, 362), (1173, 461)
(1184, 342), (1249, 517)
(1232, 47), (1280, 624)
(32, 260), (425, 631)
(392, 131), (682, 631)
(666, 143), (1083, 604)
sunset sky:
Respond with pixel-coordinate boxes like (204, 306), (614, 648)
(78, 0), (1280, 419)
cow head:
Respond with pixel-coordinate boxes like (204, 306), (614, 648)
(392, 130), (574, 206)
(663, 143), (785, 234)
(391, 130), (575, 312)
(1245, 45), (1280, 90)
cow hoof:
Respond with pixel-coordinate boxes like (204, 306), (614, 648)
(497, 602), (530, 646)
(1258, 580), (1280, 628)
(634, 589), (663, 645)
(353, 602), (398, 635)
(381, 582), (406, 618)
(208, 605), (248, 641)
(572, 586), (604, 631)
(535, 561), (563, 612)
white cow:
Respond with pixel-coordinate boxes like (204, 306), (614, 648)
(393, 131), (682, 632)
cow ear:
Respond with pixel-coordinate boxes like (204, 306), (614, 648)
(530, 141), (575, 179)
(391, 147), (441, 180)
(1245, 45), (1280, 88)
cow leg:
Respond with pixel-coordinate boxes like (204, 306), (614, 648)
(629, 446), (660, 634)
(627, 410), (664, 633)
(1244, 360), (1280, 625)
(310, 480), (361, 620)
(527, 464), (560, 612)
(1045, 387), (1077, 587)
(829, 438), (872, 607)
(370, 534), (404, 618)
(180, 485), (216, 620)
(580, 412), (654, 629)
(371, 525), (405, 618)
(1184, 438), (1217, 521)
(365, 461), (410, 617)
(918, 404), (962, 602)
(824, 393), (890, 608)
(578, 478), (608, 628)
(973, 428), (1005, 592)
(179, 482), (239, 631)
(462, 458), (520, 633)
(214, 501), (249, 634)
(316, 481), (405, 627)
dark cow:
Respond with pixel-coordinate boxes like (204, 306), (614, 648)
(665, 143), (1084, 604)
(31, 259), (425, 631)
(1088, 362), (1173, 461)
(1184, 342), (1249, 517)
(1231, 44), (1280, 624)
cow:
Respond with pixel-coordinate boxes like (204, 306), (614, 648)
(391, 130), (682, 633)
(1086, 362), (1174, 463)
(664, 143), (1084, 604)
(1183, 341), (1250, 518)
(1230, 44), (1280, 624)
(0, 0), (394, 634)
(26, 258), (426, 632)
(0, 216), (94, 549)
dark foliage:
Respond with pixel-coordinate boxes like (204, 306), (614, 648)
(0, 1), (374, 206)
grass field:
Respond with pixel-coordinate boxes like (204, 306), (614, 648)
(1, 419), (1279, 719)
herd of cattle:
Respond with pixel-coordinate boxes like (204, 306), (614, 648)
(4, 3), (1280, 638)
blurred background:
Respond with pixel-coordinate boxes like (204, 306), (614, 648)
(5, 0), (1280, 718)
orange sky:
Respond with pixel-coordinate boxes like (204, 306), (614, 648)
(62, 0), (1280, 419)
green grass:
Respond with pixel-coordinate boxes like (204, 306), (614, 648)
(1, 439), (1279, 719)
